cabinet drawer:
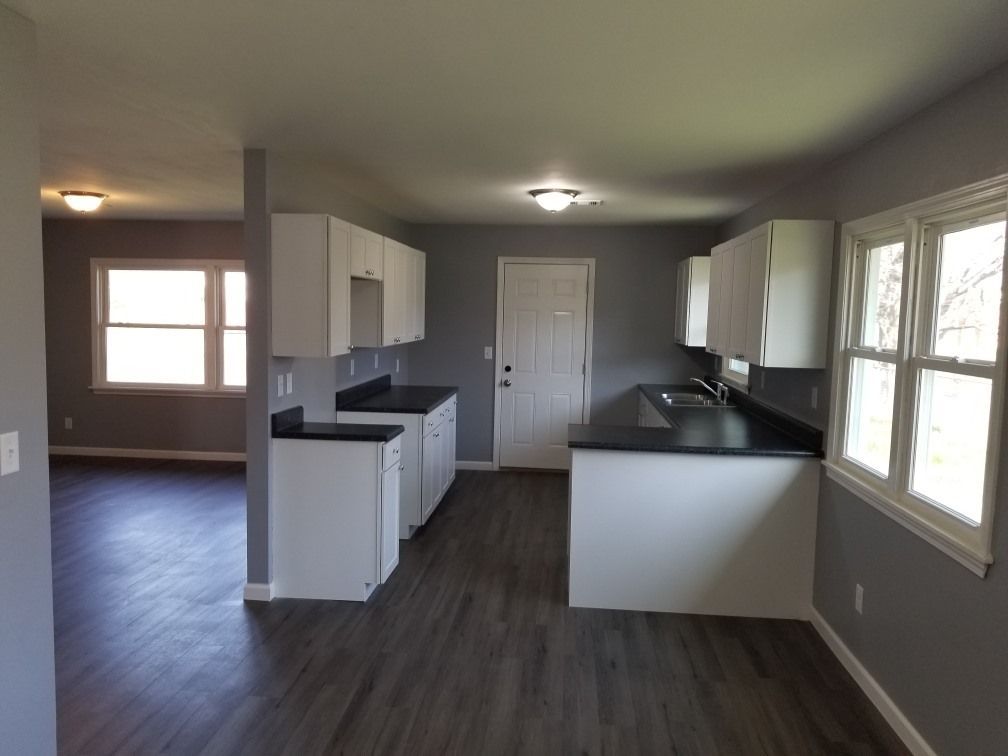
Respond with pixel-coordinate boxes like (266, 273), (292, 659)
(382, 435), (402, 470)
(423, 398), (453, 435)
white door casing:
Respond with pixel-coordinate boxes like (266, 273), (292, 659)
(494, 259), (594, 470)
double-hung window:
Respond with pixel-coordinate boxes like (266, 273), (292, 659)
(828, 181), (1007, 575)
(91, 259), (246, 394)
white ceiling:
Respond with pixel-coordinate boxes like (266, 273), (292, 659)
(11, 0), (1008, 224)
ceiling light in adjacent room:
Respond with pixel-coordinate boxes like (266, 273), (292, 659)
(530, 189), (579, 212)
(59, 191), (108, 213)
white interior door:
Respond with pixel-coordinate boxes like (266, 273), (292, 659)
(498, 262), (590, 469)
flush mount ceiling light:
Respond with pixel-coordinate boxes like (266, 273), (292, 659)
(59, 190), (108, 213)
(530, 189), (580, 212)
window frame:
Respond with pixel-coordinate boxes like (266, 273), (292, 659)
(90, 258), (246, 397)
(826, 177), (1008, 577)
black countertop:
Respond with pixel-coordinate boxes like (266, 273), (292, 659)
(335, 375), (457, 415)
(271, 406), (404, 443)
(568, 384), (822, 457)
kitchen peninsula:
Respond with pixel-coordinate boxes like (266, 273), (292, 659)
(568, 384), (822, 619)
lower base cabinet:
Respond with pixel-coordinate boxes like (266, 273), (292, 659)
(272, 435), (401, 601)
(339, 395), (456, 538)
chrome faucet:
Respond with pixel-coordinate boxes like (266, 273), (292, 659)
(691, 377), (730, 404)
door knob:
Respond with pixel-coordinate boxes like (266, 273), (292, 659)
(502, 379), (512, 387)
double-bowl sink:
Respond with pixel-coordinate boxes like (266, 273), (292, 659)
(660, 391), (734, 408)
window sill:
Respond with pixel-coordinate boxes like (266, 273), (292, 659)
(822, 460), (991, 577)
(90, 386), (246, 399)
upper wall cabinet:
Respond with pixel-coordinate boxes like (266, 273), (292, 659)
(350, 237), (426, 349)
(350, 225), (384, 280)
(706, 220), (834, 368)
(271, 214), (350, 358)
(674, 256), (710, 347)
(381, 241), (426, 346)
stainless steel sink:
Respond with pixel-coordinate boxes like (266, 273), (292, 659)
(660, 392), (734, 408)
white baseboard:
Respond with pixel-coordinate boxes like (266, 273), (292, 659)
(810, 608), (936, 756)
(49, 445), (246, 462)
(243, 582), (274, 602)
(455, 460), (495, 471)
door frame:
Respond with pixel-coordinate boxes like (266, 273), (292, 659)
(492, 257), (596, 470)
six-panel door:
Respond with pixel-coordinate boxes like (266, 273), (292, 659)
(498, 262), (589, 469)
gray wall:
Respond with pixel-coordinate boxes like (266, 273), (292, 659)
(0, 6), (57, 753)
(244, 149), (415, 586)
(408, 224), (718, 461)
(720, 60), (1008, 754)
(42, 220), (246, 453)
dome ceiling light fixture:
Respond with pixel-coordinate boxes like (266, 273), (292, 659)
(529, 188), (580, 212)
(59, 190), (108, 213)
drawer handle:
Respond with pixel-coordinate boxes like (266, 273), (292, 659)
(399, 464), (404, 472)
(434, 432), (440, 438)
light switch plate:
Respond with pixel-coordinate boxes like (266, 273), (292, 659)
(374, 353), (379, 370)
(350, 359), (355, 377)
(1, 431), (20, 476)
(285, 372), (293, 394)
(277, 375), (284, 398)
(484, 346), (493, 360)
(395, 359), (400, 373)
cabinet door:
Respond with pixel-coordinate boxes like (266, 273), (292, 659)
(744, 228), (771, 365)
(706, 248), (724, 354)
(380, 463), (400, 582)
(446, 404), (456, 487)
(414, 250), (426, 341)
(350, 225), (384, 280)
(327, 218), (351, 357)
(717, 245), (734, 356)
(382, 239), (404, 345)
(421, 430), (436, 523)
(399, 245), (416, 342)
(674, 259), (688, 344)
(728, 237), (750, 361)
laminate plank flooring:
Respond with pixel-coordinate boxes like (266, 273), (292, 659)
(49, 457), (908, 755)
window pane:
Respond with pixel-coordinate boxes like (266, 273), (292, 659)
(860, 241), (903, 350)
(932, 219), (1005, 362)
(845, 357), (895, 476)
(224, 271), (246, 327)
(911, 370), (991, 524)
(108, 270), (205, 325)
(222, 330), (246, 387)
(728, 358), (749, 375)
(106, 327), (204, 385)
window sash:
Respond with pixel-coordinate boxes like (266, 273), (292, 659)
(91, 258), (245, 394)
(828, 182), (1008, 576)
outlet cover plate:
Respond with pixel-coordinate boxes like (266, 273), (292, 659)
(1, 431), (20, 476)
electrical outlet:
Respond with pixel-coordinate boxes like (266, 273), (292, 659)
(811, 386), (818, 409)
(374, 353), (379, 370)
(64, 416), (73, 430)
(0, 431), (20, 476)
(277, 375), (284, 398)
(395, 358), (400, 373)
(484, 346), (493, 360)
(285, 372), (293, 395)
(855, 583), (864, 614)
(350, 358), (355, 377)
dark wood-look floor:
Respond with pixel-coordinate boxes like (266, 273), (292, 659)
(50, 457), (907, 755)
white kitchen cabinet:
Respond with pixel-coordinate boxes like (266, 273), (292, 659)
(271, 214), (350, 357)
(272, 433), (401, 601)
(338, 394), (456, 539)
(705, 244), (725, 356)
(382, 238), (405, 346)
(350, 224), (384, 280)
(380, 462), (400, 582)
(706, 220), (834, 368)
(674, 256), (710, 347)
(350, 237), (426, 348)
